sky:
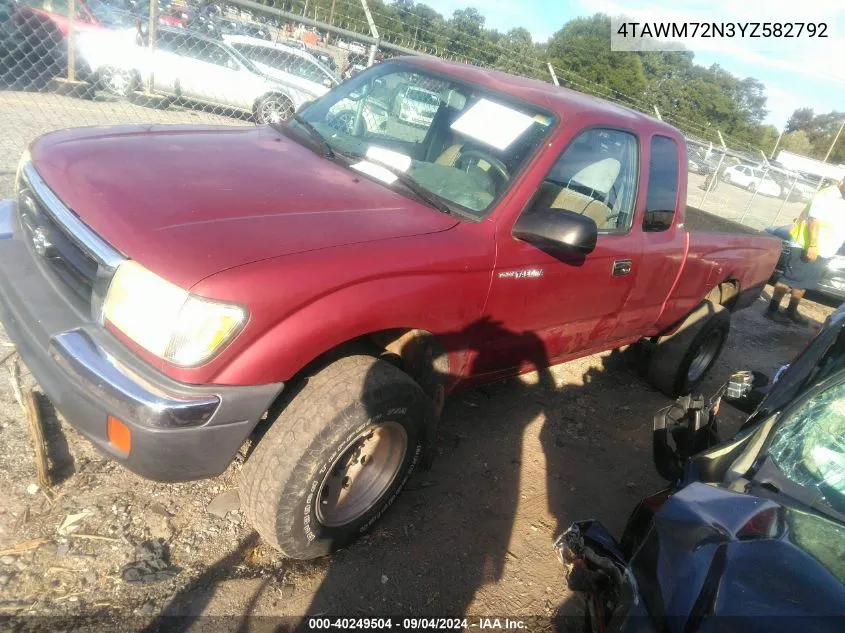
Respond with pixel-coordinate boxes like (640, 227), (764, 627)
(418, 0), (845, 130)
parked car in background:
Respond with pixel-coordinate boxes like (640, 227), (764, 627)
(559, 302), (845, 633)
(396, 84), (440, 127)
(347, 40), (366, 55)
(341, 51), (368, 80)
(75, 26), (301, 123)
(307, 47), (337, 72)
(722, 164), (782, 197)
(277, 37), (307, 51)
(223, 34), (339, 102)
(766, 225), (845, 300)
(12, 0), (129, 75)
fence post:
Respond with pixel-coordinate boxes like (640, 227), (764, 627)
(698, 130), (727, 209)
(740, 165), (768, 224)
(360, 0), (379, 67)
(67, 0), (76, 82)
(547, 63), (559, 86)
(773, 176), (798, 226)
(147, 0), (157, 93)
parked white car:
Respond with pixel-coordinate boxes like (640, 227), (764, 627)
(222, 34), (339, 104)
(722, 164), (782, 197)
(396, 85), (440, 127)
(75, 26), (303, 124)
(348, 41), (367, 55)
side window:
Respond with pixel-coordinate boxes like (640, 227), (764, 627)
(193, 40), (235, 68)
(535, 128), (639, 232)
(643, 135), (679, 233)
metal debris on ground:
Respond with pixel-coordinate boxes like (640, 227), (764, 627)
(120, 539), (180, 585)
(57, 510), (93, 536)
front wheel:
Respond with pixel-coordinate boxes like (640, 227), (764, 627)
(241, 355), (436, 559)
(99, 67), (136, 98)
(254, 94), (294, 125)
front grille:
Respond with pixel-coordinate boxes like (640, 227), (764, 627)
(15, 163), (124, 317)
(18, 188), (98, 307)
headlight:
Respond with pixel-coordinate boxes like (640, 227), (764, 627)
(103, 261), (247, 367)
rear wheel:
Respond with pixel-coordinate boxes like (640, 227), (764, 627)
(254, 94), (294, 125)
(647, 300), (730, 397)
(241, 355), (436, 559)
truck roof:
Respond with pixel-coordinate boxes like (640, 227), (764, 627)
(400, 56), (682, 137)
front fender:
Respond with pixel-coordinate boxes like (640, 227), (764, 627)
(210, 270), (489, 385)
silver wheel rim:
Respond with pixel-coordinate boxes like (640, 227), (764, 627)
(316, 421), (408, 527)
(687, 329), (723, 382)
(259, 98), (292, 124)
(105, 69), (130, 96)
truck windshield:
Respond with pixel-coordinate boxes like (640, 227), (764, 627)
(295, 61), (555, 217)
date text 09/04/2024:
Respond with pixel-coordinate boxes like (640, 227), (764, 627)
(616, 21), (829, 39)
(306, 618), (527, 630)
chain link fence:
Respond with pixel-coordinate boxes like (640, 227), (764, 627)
(1, 0), (837, 231)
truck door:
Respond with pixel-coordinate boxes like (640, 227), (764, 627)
(479, 127), (643, 376)
(620, 134), (687, 335)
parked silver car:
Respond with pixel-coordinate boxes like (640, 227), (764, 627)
(222, 34), (339, 104)
(75, 26), (302, 123)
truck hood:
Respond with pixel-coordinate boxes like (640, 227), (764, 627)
(31, 124), (459, 289)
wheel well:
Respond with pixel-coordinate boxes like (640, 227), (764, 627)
(253, 91), (294, 113)
(249, 329), (449, 452)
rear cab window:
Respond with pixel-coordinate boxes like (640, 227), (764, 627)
(643, 135), (679, 232)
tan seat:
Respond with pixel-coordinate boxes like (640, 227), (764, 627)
(435, 143), (463, 167)
(549, 188), (612, 227)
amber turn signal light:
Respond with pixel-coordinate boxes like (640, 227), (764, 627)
(107, 415), (132, 455)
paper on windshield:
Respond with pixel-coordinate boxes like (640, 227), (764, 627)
(366, 146), (412, 172)
(450, 99), (535, 151)
(351, 160), (398, 185)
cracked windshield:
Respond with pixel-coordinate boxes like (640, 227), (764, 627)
(769, 380), (845, 514)
(296, 62), (554, 216)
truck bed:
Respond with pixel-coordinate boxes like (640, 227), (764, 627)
(684, 206), (763, 236)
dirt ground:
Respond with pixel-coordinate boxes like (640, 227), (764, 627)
(0, 284), (835, 630)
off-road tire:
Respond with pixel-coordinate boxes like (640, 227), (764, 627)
(647, 300), (730, 397)
(241, 355), (436, 559)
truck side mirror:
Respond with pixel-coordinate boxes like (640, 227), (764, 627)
(513, 207), (598, 256)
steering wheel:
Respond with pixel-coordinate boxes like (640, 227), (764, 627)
(456, 149), (510, 184)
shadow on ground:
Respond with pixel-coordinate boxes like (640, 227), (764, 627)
(145, 318), (676, 631)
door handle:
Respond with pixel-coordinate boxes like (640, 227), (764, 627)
(612, 259), (632, 276)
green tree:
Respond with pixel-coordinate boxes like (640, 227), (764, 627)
(780, 130), (814, 156)
(546, 14), (647, 103)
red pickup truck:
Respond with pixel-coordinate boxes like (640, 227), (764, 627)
(0, 57), (780, 559)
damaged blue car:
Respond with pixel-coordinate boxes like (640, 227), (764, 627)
(558, 304), (845, 632)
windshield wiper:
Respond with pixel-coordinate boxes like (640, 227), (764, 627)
(334, 150), (452, 215)
(276, 115), (335, 159)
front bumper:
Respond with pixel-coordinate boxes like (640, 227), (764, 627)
(0, 199), (283, 481)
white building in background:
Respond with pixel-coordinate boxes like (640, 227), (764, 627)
(774, 150), (845, 182)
